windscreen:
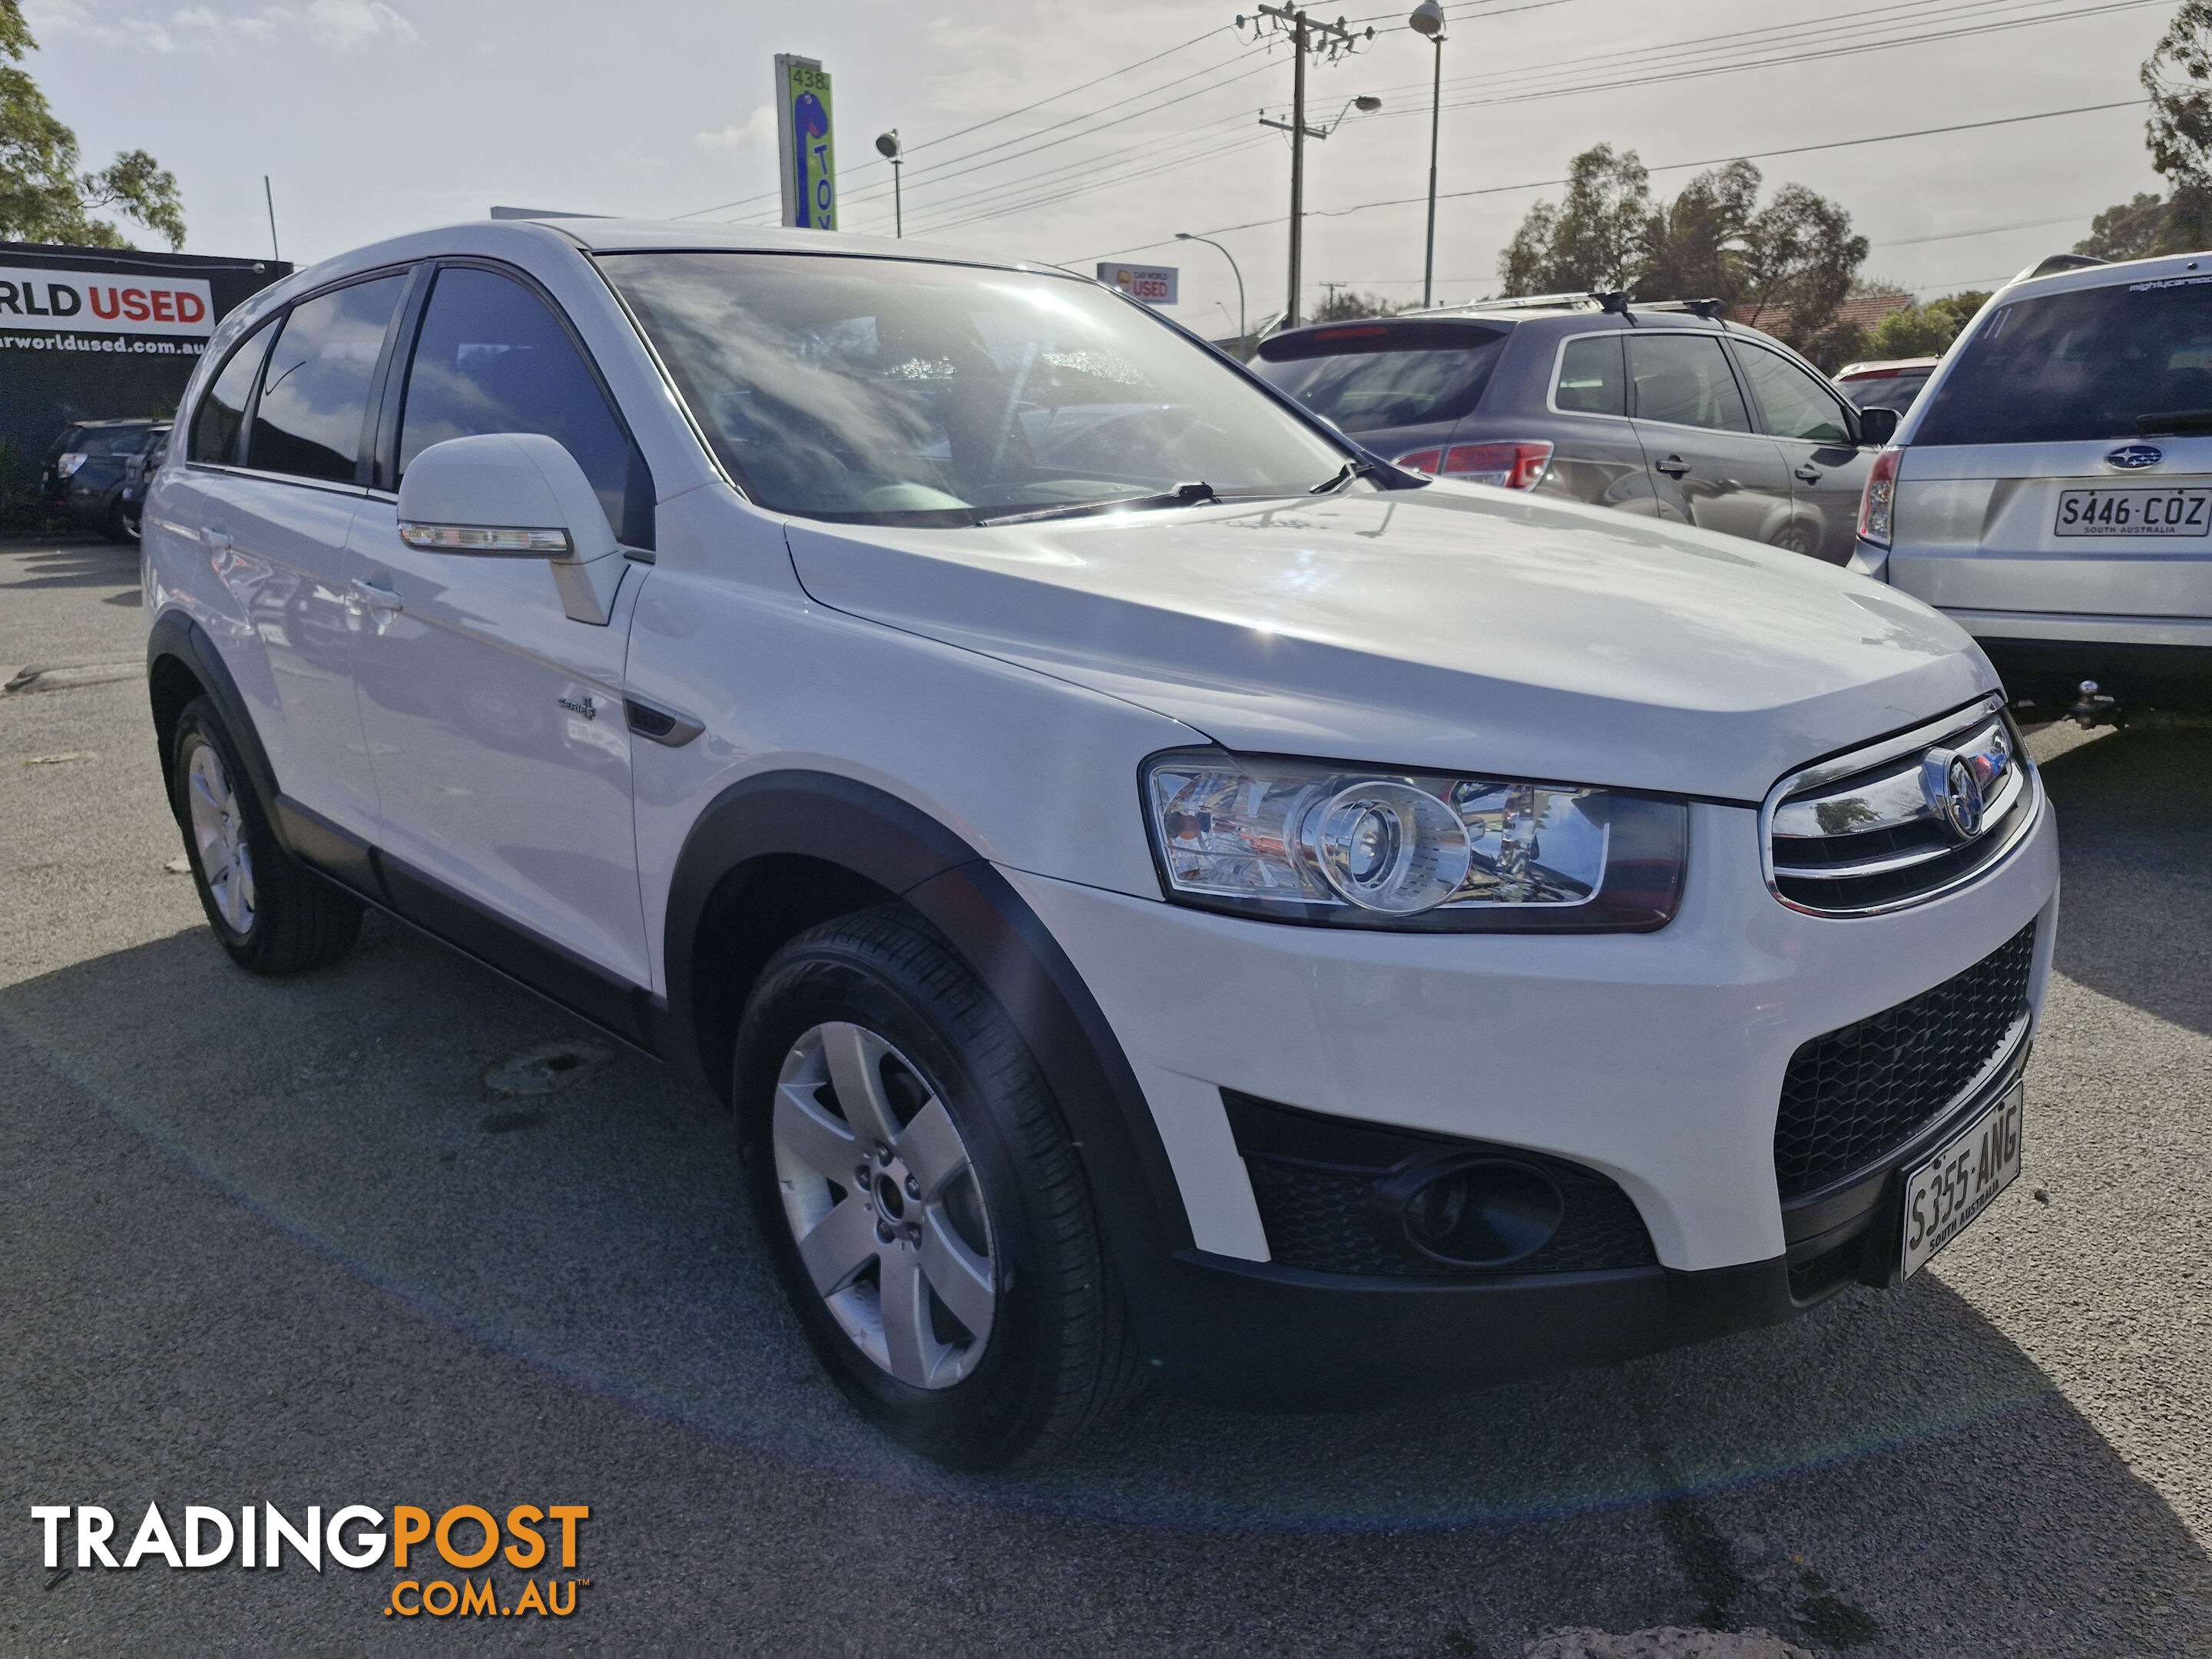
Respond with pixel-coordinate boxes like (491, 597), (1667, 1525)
(1914, 277), (2212, 445)
(598, 252), (1346, 525)
(1251, 323), (1507, 433)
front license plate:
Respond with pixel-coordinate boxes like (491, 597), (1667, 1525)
(1900, 1084), (2025, 1280)
(2054, 487), (2212, 536)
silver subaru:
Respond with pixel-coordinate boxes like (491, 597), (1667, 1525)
(1849, 252), (2212, 720)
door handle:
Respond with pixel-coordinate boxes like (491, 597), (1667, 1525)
(200, 525), (233, 550)
(1654, 455), (1690, 478)
(1793, 463), (1822, 484)
(350, 577), (402, 614)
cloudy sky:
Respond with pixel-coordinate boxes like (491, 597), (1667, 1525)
(19, 0), (2177, 333)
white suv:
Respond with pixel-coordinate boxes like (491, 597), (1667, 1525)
(143, 219), (2059, 1469)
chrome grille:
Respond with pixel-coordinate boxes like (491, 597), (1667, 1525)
(1763, 696), (2039, 915)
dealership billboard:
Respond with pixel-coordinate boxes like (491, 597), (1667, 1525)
(1097, 263), (1178, 306)
(0, 241), (289, 486)
(775, 55), (836, 230)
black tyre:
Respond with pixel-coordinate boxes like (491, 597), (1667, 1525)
(1768, 522), (1820, 558)
(169, 697), (363, 975)
(735, 905), (1141, 1469)
(105, 500), (137, 543)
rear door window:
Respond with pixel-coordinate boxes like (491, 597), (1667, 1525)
(1626, 335), (1751, 432)
(1555, 334), (1627, 415)
(1916, 277), (2212, 445)
(1253, 323), (1507, 432)
(1734, 343), (1853, 443)
(249, 275), (409, 483)
(190, 321), (276, 465)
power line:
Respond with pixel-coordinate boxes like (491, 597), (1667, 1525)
(932, 0), (2152, 244)
(1063, 98), (2149, 265)
(849, 0), (2092, 239)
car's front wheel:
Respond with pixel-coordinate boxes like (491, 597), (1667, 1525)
(169, 697), (363, 975)
(735, 905), (1141, 1469)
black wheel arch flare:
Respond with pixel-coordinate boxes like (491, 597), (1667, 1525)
(661, 770), (1198, 1333)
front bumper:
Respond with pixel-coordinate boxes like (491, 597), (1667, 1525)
(1004, 793), (2058, 1403)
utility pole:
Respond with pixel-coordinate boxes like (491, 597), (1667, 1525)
(1409, 0), (1445, 309)
(875, 131), (904, 237)
(1177, 231), (1247, 358)
(1243, 8), (1373, 330)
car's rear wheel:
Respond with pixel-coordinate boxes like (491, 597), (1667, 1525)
(1768, 522), (1820, 558)
(735, 904), (1141, 1469)
(169, 697), (363, 975)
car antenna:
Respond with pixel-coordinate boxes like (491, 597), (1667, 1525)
(1596, 290), (1636, 324)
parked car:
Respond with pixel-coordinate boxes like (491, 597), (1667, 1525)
(1836, 356), (1941, 414)
(1248, 297), (1889, 565)
(1850, 250), (2212, 717)
(41, 416), (164, 540)
(143, 220), (2056, 1469)
(114, 422), (172, 542)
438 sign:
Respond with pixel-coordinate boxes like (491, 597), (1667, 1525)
(776, 55), (837, 230)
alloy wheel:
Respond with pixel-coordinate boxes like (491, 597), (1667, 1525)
(185, 740), (256, 936)
(771, 1022), (996, 1389)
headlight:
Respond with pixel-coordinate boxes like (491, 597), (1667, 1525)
(1142, 749), (1687, 932)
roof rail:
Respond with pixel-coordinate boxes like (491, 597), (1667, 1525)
(1401, 290), (1606, 316)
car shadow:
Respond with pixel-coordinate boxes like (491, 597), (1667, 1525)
(0, 537), (136, 592)
(2, 912), (2204, 1651)
(2036, 725), (2212, 1038)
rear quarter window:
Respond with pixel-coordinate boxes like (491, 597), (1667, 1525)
(1915, 277), (2212, 445)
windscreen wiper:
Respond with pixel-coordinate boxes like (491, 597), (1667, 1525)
(1311, 460), (1387, 493)
(979, 481), (1219, 527)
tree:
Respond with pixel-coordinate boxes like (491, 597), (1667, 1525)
(1852, 290), (1992, 361)
(1737, 184), (1869, 349)
(1639, 160), (1759, 306)
(2073, 8), (2212, 263)
(0, 0), (184, 249)
(2144, 1), (2212, 186)
(1498, 147), (1868, 359)
(1311, 285), (1399, 323)
(1498, 144), (1651, 294)
(2078, 191), (2174, 259)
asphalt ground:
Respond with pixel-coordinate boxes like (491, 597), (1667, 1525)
(0, 534), (2206, 1657)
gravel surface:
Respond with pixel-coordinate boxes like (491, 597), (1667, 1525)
(2, 535), (2206, 1656)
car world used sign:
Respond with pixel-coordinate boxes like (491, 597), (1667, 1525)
(0, 264), (214, 337)
(1097, 263), (1178, 306)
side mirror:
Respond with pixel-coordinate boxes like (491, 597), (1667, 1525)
(396, 433), (625, 625)
(1856, 405), (1900, 446)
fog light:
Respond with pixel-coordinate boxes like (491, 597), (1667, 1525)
(1373, 1154), (1564, 1267)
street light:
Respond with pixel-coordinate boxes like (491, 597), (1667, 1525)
(1409, 0), (1445, 310)
(875, 130), (904, 237)
(1177, 231), (1248, 359)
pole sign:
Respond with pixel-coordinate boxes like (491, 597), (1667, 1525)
(775, 55), (836, 230)
(1098, 263), (1178, 306)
